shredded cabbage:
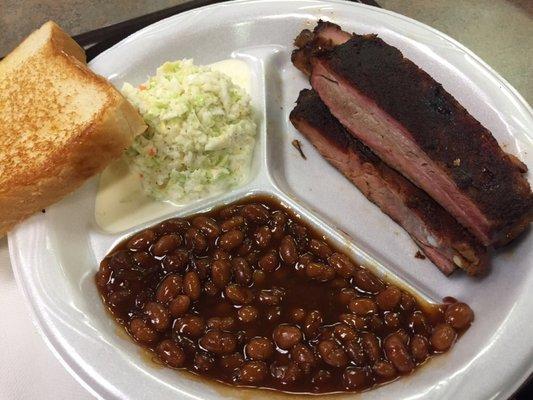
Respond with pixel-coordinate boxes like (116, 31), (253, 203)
(122, 59), (256, 202)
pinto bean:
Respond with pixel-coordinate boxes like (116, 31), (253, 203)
(221, 215), (245, 232)
(207, 316), (236, 331)
(219, 205), (240, 220)
(132, 251), (155, 269)
(273, 325), (302, 350)
(254, 225), (272, 248)
(162, 249), (189, 271)
(343, 367), (369, 390)
(308, 239), (333, 259)
(212, 249), (230, 260)
(279, 235), (299, 265)
(400, 292), (416, 311)
(258, 287), (285, 306)
(253, 270), (266, 285)
(291, 343), (316, 370)
(245, 337), (274, 360)
(174, 315), (205, 338)
(289, 308), (307, 324)
(305, 262), (335, 282)
(156, 274), (183, 304)
(242, 204), (269, 224)
(270, 362), (302, 383)
(354, 269), (385, 293)
(384, 312), (401, 330)
(409, 311), (430, 335)
(333, 323), (358, 342)
(237, 361), (268, 384)
(183, 271), (201, 300)
(127, 229), (156, 251)
(237, 239), (253, 256)
(344, 339), (366, 366)
(376, 286), (402, 311)
(156, 340), (186, 368)
(270, 211), (287, 240)
(349, 298), (378, 316)
(219, 230), (244, 251)
(211, 259), (232, 288)
(129, 318), (158, 344)
(152, 234), (181, 256)
(99, 198), (474, 393)
(238, 305), (259, 323)
(384, 334), (414, 373)
(318, 339), (348, 368)
(185, 228), (207, 254)
(232, 257), (252, 285)
(373, 360), (397, 379)
(337, 288), (357, 306)
(169, 295), (191, 317)
(328, 252), (355, 277)
(265, 307), (282, 322)
(96, 259), (113, 288)
(156, 218), (189, 234)
(144, 302), (170, 332)
(445, 303), (474, 330)
(192, 216), (220, 240)
(258, 250), (279, 272)
(340, 313), (367, 330)
(219, 352), (244, 371)
(410, 334), (429, 362)
(430, 323), (457, 352)
(199, 330), (237, 354)
(361, 332), (382, 364)
(109, 251), (132, 269)
(225, 284), (254, 305)
(303, 310), (323, 336)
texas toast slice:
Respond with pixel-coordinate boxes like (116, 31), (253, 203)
(0, 21), (146, 236)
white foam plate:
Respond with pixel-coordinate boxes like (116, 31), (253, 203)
(8, 1), (533, 399)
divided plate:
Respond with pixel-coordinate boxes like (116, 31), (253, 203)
(8, 1), (533, 399)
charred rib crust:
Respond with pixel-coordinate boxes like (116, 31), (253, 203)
(314, 34), (532, 245)
(290, 89), (487, 275)
(290, 89), (377, 162)
(291, 21), (352, 76)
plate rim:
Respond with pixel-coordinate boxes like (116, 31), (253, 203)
(8, 1), (533, 399)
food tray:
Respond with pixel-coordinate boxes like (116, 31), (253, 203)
(8, 1), (533, 399)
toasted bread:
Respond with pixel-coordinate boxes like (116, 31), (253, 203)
(0, 21), (147, 236)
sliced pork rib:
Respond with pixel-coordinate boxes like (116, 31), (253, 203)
(290, 89), (487, 275)
(304, 22), (532, 246)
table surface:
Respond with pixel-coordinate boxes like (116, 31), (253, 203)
(0, 1), (532, 399)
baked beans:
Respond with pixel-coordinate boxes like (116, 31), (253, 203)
(96, 196), (472, 393)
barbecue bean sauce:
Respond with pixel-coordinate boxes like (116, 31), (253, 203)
(96, 196), (473, 393)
